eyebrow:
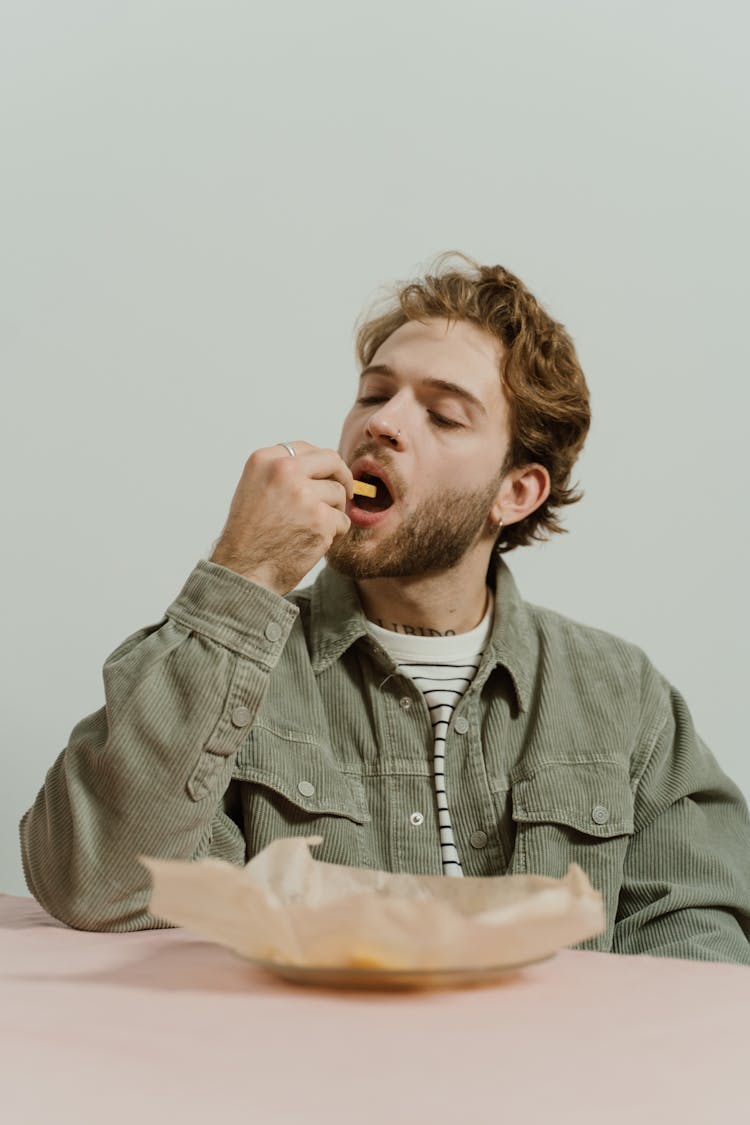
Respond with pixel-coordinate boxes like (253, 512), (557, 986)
(358, 363), (487, 416)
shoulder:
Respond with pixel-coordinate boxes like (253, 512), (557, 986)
(527, 599), (649, 665)
(523, 598), (669, 711)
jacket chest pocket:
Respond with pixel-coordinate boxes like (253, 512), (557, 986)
(231, 726), (370, 868)
(509, 761), (635, 951)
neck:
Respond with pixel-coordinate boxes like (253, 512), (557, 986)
(355, 550), (493, 636)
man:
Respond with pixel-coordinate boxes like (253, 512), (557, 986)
(20, 251), (750, 963)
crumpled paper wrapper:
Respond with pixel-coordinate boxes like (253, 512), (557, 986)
(139, 836), (605, 972)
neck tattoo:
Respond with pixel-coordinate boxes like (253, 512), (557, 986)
(374, 619), (456, 637)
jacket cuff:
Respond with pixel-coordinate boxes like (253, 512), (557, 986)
(164, 559), (299, 669)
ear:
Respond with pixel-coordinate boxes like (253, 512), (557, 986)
(489, 463), (551, 528)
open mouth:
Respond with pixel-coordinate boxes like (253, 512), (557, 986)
(353, 472), (394, 513)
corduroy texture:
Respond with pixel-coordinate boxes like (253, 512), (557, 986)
(19, 556), (750, 964)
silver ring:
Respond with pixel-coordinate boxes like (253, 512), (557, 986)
(278, 442), (296, 457)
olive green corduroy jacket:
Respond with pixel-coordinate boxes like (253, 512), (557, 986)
(19, 554), (750, 964)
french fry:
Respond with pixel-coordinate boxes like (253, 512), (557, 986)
(352, 479), (377, 498)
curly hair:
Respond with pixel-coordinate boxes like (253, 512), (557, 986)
(352, 250), (591, 553)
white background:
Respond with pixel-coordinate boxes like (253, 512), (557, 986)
(2, 0), (748, 895)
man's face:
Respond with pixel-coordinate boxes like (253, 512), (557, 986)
(326, 316), (511, 579)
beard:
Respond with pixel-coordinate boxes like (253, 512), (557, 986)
(325, 469), (504, 580)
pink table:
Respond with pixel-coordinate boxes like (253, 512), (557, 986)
(2, 891), (748, 1124)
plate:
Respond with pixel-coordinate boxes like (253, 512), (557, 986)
(247, 951), (556, 991)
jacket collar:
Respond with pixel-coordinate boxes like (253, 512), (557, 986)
(308, 553), (534, 712)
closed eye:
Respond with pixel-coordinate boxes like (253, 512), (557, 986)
(355, 396), (462, 430)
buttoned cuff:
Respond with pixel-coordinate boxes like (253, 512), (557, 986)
(164, 559), (299, 669)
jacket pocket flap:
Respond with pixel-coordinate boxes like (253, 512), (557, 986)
(512, 761), (635, 838)
(232, 726), (370, 825)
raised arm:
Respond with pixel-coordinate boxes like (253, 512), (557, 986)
(20, 441), (354, 931)
(19, 562), (298, 931)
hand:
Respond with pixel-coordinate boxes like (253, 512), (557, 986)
(209, 442), (354, 595)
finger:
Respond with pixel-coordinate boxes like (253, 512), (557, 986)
(331, 508), (351, 539)
(268, 440), (316, 460)
(295, 448), (355, 499)
(309, 478), (349, 512)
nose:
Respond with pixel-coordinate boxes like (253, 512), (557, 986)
(366, 410), (403, 449)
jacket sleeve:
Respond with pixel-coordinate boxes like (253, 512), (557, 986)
(19, 560), (298, 933)
(612, 672), (750, 964)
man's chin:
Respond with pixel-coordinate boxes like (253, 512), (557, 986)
(325, 541), (378, 579)
(325, 541), (445, 581)
(326, 538), (402, 580)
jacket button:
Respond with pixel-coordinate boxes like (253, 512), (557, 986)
(297, 780), (315, 797)
(399, 697), (412, 710)
(469, 830), (488, 849)
(591, 805), (610, 824)
(231, 706), (251, 728)
(265, 621), (283, 642)
(454, 716), (469, 734)
(410, 811), (424, 826)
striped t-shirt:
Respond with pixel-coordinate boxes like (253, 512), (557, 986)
(366, 589), (494, 876)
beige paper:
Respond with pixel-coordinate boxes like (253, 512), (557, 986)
(140, 837), (605, 971)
